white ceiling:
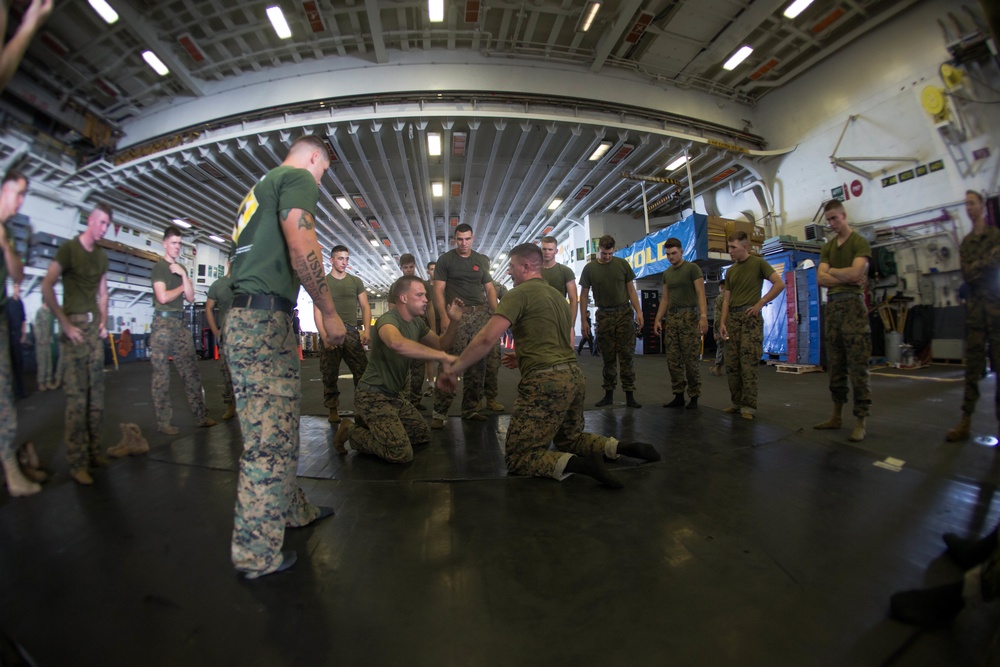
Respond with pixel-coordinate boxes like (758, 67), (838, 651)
(1, 0), (918, 291)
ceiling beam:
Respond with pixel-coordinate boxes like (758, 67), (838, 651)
(111, 0), (206, 97)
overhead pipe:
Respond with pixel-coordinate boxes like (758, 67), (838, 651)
(729, 178), (776, 237)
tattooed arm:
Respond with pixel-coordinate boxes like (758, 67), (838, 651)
(280, 207), (346, 345)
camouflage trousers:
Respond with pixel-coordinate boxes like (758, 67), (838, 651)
(62, 322), (105, 472)
(665, 311), (702, 397)
(725, 311), (763, 412)
(150, 316), (208, 428)
(961, 298), (1000, 419)
(225, 307), (321, 577)
(406, 358), (425, 407)
(824, 297), (872, 417)
(320, 329), (367, 410)
(596, 307), (636, 392)
(484, 339), (501, 400)
(349, 388), (430, 463)
(714, 339), (725, 366)
(506, 365), (614, 478)
(0, 321), (15, 464)
(433, 308), (490, 419)
(36, 335), (54, 388)
(218, 338), (233, 407)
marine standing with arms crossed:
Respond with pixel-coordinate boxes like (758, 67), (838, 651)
(227, 135), (346, 579)
(814, 200), (872, 442)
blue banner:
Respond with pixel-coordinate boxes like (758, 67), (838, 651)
(614, 214), (708, 279)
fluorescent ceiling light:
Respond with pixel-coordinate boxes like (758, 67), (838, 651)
(266, 6), (292, 39)
(142, 51), (169, 76)
(588, 140), (612, 161)
(208, 234), (227, 244)
(723, 45), (753, 71)
(665, 156), (689, 171)
(432, 182), (444, 197)
(577, 1), (601, 32)
(783, 0), (815, 19)
(336, 197), (351, 210)
(427, 132), (442, 156)
(171, 218), (192, 228)
(428, 0), (444, 22)
(548, 198), (563, 211)
(88, 0), (118, 24)
(370, 239), (380, 247)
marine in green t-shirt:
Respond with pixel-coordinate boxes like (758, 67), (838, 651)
(333, 276), (463, 464)
(40, 204), (112, 486)
(719, 231), (784, 420)
(815, 200), (873, 441)
(540, 235), (579, 342)
(652, 238), (709, 409)
(437, 243), (660, 487)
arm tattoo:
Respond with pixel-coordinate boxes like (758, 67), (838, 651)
(295, 249), (330, 303)
(297, 211), (316, 231)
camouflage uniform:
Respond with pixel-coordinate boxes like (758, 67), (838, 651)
(218, 341), (234, 408)
(724, 311), (763, 411)
(407, 358), (425, 407)
(226, 307), (320, 574)
(0, 320), (16, 467)
(227, 162), (326, 578)
(824, 297), (871, 417)
(433, 308), (491, 419)
(958, 226), (1000, 419)
(349, 389), (430, 463)
(320, 329), (368, 410)
(595, 307), (636, 392)
(664, 310), (701, 397)
(506, 365), (616, 477)
(34, 306), (55, 388)
(484, 339), (501, 400)
(62, 320), (105, 472)
(150, 316), (209, 428)
(713, 295), (725, 368)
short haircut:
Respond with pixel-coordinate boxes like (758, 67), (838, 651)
(93, 203), (113, 222)
(823, 199), (845, 213)
(509, 243), (543, 269)
(427, 261), (436, 269)
(289, 135), (329, 159)
(399, 253), (415, 266)
(163, 225), (183, 240)
(727, 231), (749, 243)
(330, 245), (349, 256)
(2, 169), (27, 188)
(540, 236), (558, 245)
(664, 237), (682, 250)
(598, 235), (615, 250)
(391, 275), (423, 301)
(454, 223), (473, 236)
(967, 190), (985, 204)
(718, 277), (725, 286)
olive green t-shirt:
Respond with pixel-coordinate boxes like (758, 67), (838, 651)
(495, 278), (575, 377)
(725, 255), (776, 308)
(231, 165), (319, 301)
(820, 232), (871, 295)
(661, 261), (704, 309)
(360, 309), (430, 394)
(151, 259), (185, 312)
(55, 236), (109, 317)
(207, 275), (235, 325)
(579, 257), (635, 307)
(541, 263), (575, 298)
(327, 273), (365, 324)
(434, 249), (492, 306)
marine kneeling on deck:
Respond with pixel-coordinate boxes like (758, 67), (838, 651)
(437, 243), (659, 488)
(333, 276), (464, 463)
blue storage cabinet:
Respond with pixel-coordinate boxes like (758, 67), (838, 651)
(757, 250), (819, 362)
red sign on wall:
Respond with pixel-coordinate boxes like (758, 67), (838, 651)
(850, 180), (863, 197)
